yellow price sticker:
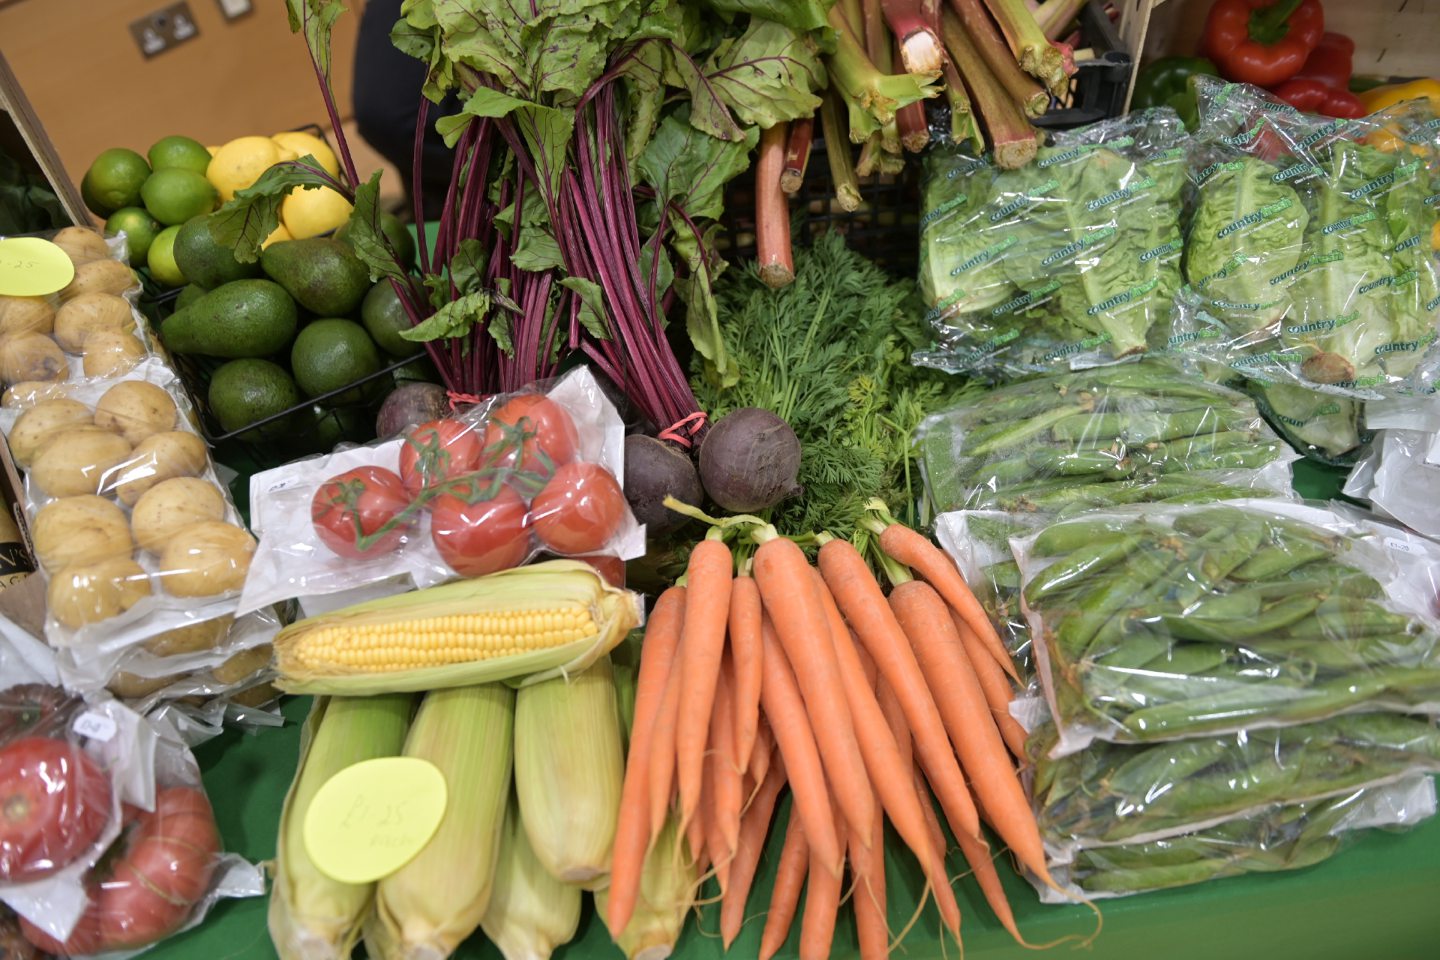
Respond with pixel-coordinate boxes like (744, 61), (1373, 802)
(0, 237), (75, 297)
(302, 757), (448, 884)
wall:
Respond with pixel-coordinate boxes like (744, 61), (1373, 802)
(0, 0), (364, 190)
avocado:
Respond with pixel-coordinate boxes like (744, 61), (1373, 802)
(335, 211), (416, 269)
(361, 280), (420, 358)
(290, 317), (385, 404)
(172, 214), (262, 288)
(174, 283), (208, 311)
(208, 358), (301, 438)
(260, 237), (370, 317)
(160, 279), (298, 358)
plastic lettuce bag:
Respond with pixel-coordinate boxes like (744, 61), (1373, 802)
(915, 109), (1190, 378)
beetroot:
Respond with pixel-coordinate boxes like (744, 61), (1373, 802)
(624, 434), (701, 536)
(375, 382), (449, 439)
(698, 407), (801, 513)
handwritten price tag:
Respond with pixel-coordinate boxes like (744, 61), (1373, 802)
(0, 237), (75, 296)
(303, 757), (448, 884)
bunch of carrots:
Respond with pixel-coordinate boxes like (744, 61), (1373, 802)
(607, 499), (1092, 958)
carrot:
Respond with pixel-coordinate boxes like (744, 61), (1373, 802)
(953, 812), (1025, 942)
(704, 746), (730, 894)
(730, 574), (764, 774)
(849, 800), (889, 960)
(876, 678), (912, 773)
(812, 570), (957, 936)
(877, 522), (1019, 682)
(890, 580), (1050, 882)
(676, 538), (734, 836)
(816, 539), (983, 845)
(720, 755), (788, 948)
(607, 585), (686, 933)
(686, 802), (710, 875)
(749, 719), (773, 788)
(647, 652), (684, 843)
(948, 608), (1029, 760)
(758, 805), (808, 960)
(758, 612), (843, 876)
(798, 811), (845, 960)
(711, 655), (743, 861)
(753, 536), (874, 844)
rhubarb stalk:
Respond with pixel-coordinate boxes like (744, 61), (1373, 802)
(781, 117), (815, 195)
(856, 130), (885, 178)
(820, 91), (863, 211)
(979, 0), (1071, 97)
(941, 56), (985, 149)
(942, 8), (1037, 168)
(949, 0), (1049, 117)
(828, 6), (939, 132)
(882, 0), (946, 76)
(756, 123), (795, 288)
(895, 39), (931, 151)
(1034, 0), (1088, 41)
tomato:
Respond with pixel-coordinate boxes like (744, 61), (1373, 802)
(312, 466), (414, 558)
(573, 554), (626, 588)
(398, 419), (484, 499)
(482, 394), (579, 476)
(0, 737), (112, 883)
(20, 888), (104, 956)
(0, 684), (81, 746)
(529, 462), (626, 556)
(430, 481), (532, 577)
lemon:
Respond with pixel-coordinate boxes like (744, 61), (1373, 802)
(147, 225), (187, 287)
(270, 139), (298, 162)
(271, 130), (340, 177)
(282, 185), (353, 239)
(206, 145), (219, 156)
(262, 222), (293, 250)
(81, 148), (151, 217)
(140, 169), (218, 226)
(105, 207), (162, 263)
(148, 135), (212, 176)
(207, 136), (283, 203)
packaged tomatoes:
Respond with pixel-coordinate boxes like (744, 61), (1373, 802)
(240, 367), (644, 617)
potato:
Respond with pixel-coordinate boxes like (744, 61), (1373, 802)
(93, 381), (177, 444)
(228, 682), (280, 708)
(59, 259), (135, 302)
(159, 521), (255, 597)
(47, 556), (150, 629)
(30, 430), (132, 497)
(0, 296), (55, 339)
(213, 643), (272, 685)
(109, 430), (208, 506)
(107, 671), (181, 700)
(82, 332), (148, 378)
(31, 495), (132, 572)
(53, 294), (135, 353)
(131, 477), (226, 554)
(2, 380), (69, 408)
(7, 398), (94, 467)
(51, 227), (111, 266)
(142, 615), (233, 657)
(0, 333), (68, 386)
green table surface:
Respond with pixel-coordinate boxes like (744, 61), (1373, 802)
(154, 460), (1440, 960)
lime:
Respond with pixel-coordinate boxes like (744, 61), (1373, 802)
(146, 225), (187, 287)
(147, 135), (212, 176)
(208, 358), (301, 438)
(104, 207), (162, 264)
(141, 169), (218, 226)
(81, 148), (151, 216)
(291, 317), (383, 402)
(360, 280), (420, 358)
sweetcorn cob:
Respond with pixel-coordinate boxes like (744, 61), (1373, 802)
(515, 656), (625, 886)
(366, 684), (514, 960)
(269, 694), (414, 960)
(273, 560), (642, 695)
(595, 813), (696, 960)
(481, 792), (581, 960)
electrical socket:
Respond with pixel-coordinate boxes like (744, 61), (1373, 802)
(129, 2), (201, 59)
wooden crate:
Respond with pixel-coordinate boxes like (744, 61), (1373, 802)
(0, 49), (88, 227)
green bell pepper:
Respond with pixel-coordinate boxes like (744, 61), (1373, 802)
(1131, 56), (1219, 128)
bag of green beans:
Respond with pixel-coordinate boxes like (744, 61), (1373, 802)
(1014, 499), (1440, 754)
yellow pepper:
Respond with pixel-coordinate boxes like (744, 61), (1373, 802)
(1358, 78), (1440, 114)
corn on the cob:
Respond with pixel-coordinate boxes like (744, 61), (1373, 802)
(269, 694), (414, 960)
(365, 684), (514, 960)
(481, 792), (581, 960)
(595, 814), (696, 960)
(273, 560), (642, 695)
(514, 656), (625, 886)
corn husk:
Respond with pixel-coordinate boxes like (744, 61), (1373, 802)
(481, 793), (582, 960)
(595, 813), (696, 960)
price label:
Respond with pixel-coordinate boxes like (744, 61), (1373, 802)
(303, 757), (448, 884)
(0, 237), (75, 296)
(1385, 536), (1427, 557)
(72, 711), (118, 743)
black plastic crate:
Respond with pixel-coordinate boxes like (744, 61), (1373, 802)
(1032, 0), (1133, 131)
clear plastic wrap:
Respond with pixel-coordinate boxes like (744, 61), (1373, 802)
(915, 109), (1190, 378)
(1248, 379), (1370, 464)
(1040, 776), (1436, 901)
(240, 366), (643, 615)
(1171, 79), (1440, 399)
(1014, 499), (1440, 755)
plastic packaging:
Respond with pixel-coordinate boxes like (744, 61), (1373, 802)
(1039, 776), (1436, 901)
(1249, 379), (1370, 464)
(1170, 78), (1440, 399)
(1014, 499), (1440, 756)
(240, 366), (643, 615)
(915, 109), (1190, 378)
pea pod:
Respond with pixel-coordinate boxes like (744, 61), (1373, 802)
(970, 404), (1086, 456)
(1032, 519), (1136, 556)
(1028, 534), (1146, 601)
(1230, 539), (1334, 581)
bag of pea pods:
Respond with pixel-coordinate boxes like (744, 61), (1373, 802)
(1014, 499), (1440, 757)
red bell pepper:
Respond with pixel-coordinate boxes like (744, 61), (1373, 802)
(1203, 0), (1325, 88)
(1269, 32), (1367, 117)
